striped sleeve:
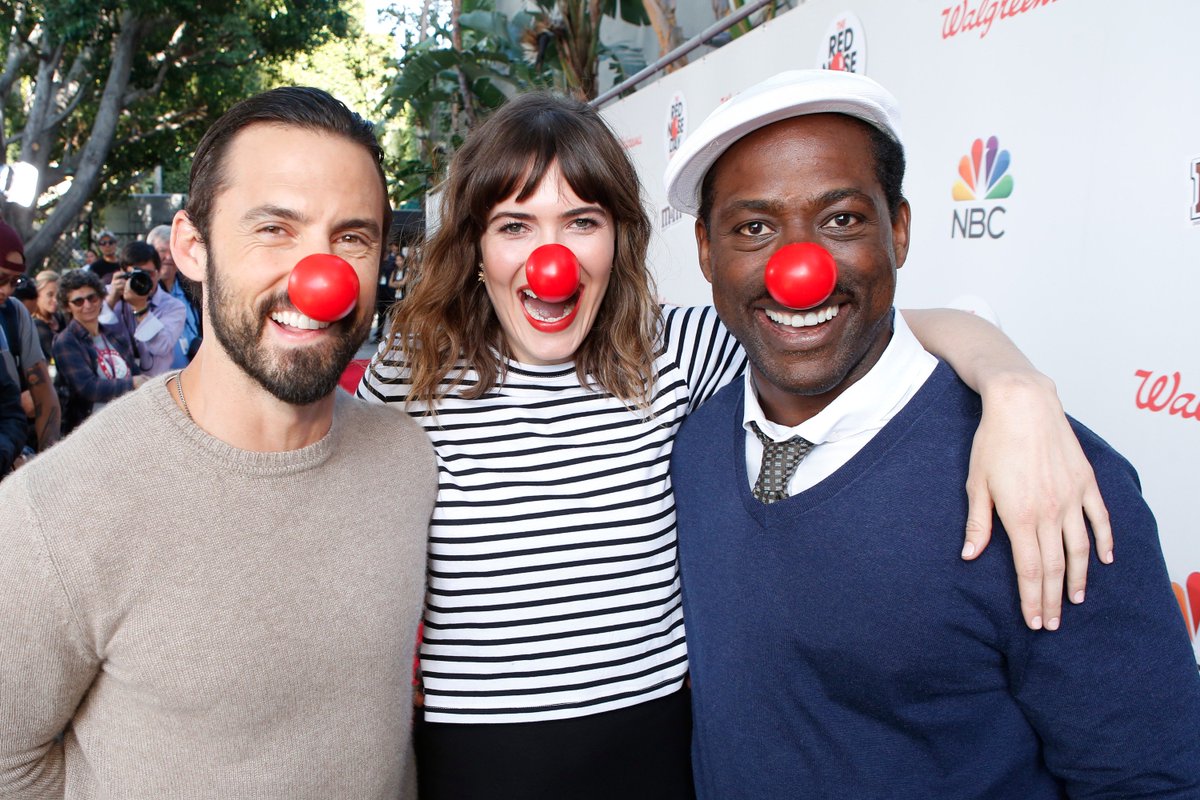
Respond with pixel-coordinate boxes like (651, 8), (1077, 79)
(658, 305), (747, 414)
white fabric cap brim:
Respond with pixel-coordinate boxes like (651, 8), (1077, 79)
(663, 69), (903, 218)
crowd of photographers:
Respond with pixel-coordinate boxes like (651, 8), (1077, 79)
(0, 220), (202, 475)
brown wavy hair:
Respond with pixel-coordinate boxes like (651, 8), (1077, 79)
(391, 91), (658, 409)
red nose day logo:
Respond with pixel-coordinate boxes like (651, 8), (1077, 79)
(951, 136), (1013, 239)
(665, 91), (687, 161)
(818, 12), (867, 74)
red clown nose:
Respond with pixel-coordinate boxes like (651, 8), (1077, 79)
(524, 244), (581, 304)
(764, 243), (838, 311)
(287, 253), (360, 322)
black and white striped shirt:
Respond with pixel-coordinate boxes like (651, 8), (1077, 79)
(359, 306), (746, 723)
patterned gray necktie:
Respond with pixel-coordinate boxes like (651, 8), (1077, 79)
(749, 421), (815, 504)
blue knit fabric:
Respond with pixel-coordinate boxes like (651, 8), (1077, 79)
(673, 363), (1200, 799)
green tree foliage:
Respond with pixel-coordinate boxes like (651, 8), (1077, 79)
(382, 0), (646, 206)
(383, 0), (550, 206)
(0, 0), (353, 269)
(276, 3), (393, 123)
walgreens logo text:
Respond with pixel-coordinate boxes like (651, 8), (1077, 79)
(1135, 370), (1200, 422)
(941, 0), (1058, 40)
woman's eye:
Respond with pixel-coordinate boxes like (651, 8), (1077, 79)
(570, 217), (598, 230)
(499, 222), (525, 235)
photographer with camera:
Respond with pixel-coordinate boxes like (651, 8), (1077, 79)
(101, 241), (186, 377)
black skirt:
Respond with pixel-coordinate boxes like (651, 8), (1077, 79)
(414, 686), (696, 799)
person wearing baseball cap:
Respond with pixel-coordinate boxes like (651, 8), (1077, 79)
(90, 229), (120, 282)
(667, 69), (1200, 797)
(0, 218), (60, 452)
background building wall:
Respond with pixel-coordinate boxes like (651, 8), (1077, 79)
(598, 0), (1200, 659)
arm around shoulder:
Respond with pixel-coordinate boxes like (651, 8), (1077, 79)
(902, 307), (1112, 632)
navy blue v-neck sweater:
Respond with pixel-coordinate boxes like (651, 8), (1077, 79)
(673, 363), (1200, 799)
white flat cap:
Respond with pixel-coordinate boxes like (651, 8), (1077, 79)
(664, 69), (903, 218)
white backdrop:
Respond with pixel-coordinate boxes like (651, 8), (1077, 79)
(599, 0), (1200, 658)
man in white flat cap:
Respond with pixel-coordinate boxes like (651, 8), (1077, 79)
(665, 69), (1200, 798)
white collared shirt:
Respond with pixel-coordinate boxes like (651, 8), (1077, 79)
(742, 309), (937, 496)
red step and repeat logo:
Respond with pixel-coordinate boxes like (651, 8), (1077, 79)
(1134, 370), (1200, 422)
(1173, 573), (1200, 650)
(818, 12), (867, 73)
(1135, 370), (1199, 655)
(940, 0), (1060, 40)
(660, 91), (688, 231)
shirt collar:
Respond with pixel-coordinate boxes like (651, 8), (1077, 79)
(742, 308), (937, 445)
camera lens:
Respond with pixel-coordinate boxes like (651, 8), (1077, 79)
(126, 270), (153, 296)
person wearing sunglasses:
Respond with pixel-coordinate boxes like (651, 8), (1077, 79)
(52, 269), (145, 433)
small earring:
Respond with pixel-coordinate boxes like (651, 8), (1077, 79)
(477, 263), (486, 283)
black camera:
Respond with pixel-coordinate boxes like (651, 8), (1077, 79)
(124, 269), (154, 297)
(12, 275), (37, 302)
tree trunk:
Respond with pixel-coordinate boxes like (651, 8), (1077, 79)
(19, 9), (145, 269)
(643, 0), (685, 71)
(450, 0), (476, 130)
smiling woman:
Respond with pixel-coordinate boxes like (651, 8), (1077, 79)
(479, 163), (615, 365)
(52, 269), (144, 432)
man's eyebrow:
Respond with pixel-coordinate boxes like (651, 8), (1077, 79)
(241, 205), (308, 225)
(722, 188), (874, 215)
(723, 198), (784, 215)
(337, 218), (383, 238)
(814, 188), (873, 206)
(240, 207), (381, 238)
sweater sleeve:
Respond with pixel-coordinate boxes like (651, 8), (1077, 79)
(0, 474), (100, 796)
(1006, 441), (1200, 797)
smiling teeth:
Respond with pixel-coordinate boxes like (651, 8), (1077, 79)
(765, 304), (840, 328)
(521, 289), (575, 322)
(271, 310), (331, 330)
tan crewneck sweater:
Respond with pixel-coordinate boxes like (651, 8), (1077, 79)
(0, 374), (436, 798)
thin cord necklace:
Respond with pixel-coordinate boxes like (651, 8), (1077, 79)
(172, 373), (192, 420)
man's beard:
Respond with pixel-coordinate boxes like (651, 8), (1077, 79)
(206, 253), (370, 406)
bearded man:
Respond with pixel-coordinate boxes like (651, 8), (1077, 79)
(0, 87), (436, 799)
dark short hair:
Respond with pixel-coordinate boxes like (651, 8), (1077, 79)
(698, 114), (906, 228)
(58, 269), (105, 308)
(119, 241), (161, 271)
(184, 86), (390, 244)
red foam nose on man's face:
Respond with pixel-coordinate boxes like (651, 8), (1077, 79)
(524, 244), (581, 304)
(288, 253), (360, 322)
(764, 243), (838, 311)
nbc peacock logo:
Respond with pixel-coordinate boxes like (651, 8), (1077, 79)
(952, 136), (1014, 200)
(950, 135), (1013, 239)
